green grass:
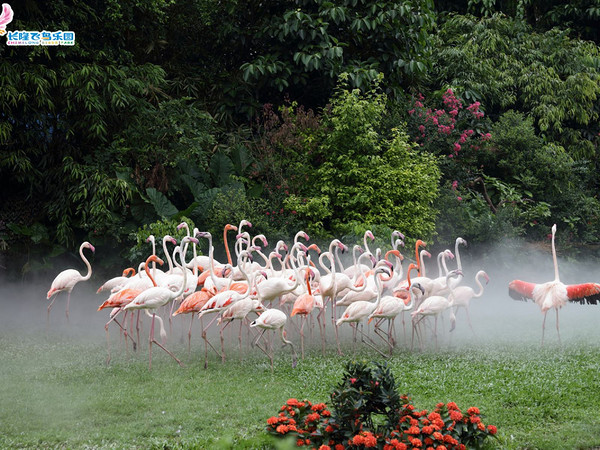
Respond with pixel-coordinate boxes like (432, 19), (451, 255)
(1, 332), (600, 449)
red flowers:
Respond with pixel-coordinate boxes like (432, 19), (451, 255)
(268, 396), (498, 448)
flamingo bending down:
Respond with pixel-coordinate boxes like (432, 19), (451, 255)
(508, 224), (600, 345)
(250, 308), (297, 371)
(47, 241), (95, 322)
(449, 270), (489, 332)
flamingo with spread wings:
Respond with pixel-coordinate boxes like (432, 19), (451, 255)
(508, 224), (600, 345)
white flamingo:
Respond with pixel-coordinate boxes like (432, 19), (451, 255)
(47, 241), (95, 322)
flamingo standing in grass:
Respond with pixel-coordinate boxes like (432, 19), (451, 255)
(369, 282), (424, 354)
(98, 255), (164, 364)
(47, 241), (95, 322)
(250, 308), (297, 371)
(411, 269), (462, 350)
(336, 266), (390, 356)
(449, 270), (489, 333)
(508, 224), (600, 345)
(124, 237), (197, 369)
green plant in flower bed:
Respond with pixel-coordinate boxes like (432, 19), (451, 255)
(266, 361), (498, 449)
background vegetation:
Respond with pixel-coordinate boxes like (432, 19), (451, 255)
(1, 0), (600, 276)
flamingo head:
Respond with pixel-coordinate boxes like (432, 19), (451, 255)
(146, 255), (164, 266)
(308, 243), (321, 254)
(182, 236), (199, 245)
(146, 235), (155, 244)
(457, 237), (467, 247)
(482, 271), (490, 284)
(416, 239), (427, 249)
(445, 250), (455, 259)
(177, 222), (187, 231)
(394, 238), (405, 248)
(85, 242), (96, 253)
(392, 230), (405, 241)
(195, 231), (210, 239)
(407, 263), (418, 275)
(225, 223), (238, 232)
(366, 230), (375, 241)
(411, 282), (425, 296)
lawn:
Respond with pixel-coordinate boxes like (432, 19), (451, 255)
(1, 277), (600, 449)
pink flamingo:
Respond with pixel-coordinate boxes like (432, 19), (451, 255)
(508, 224), (600, 345)
(47, 241), (95, 322)
(96, 267), (136, 294)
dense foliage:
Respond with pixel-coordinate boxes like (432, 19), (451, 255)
(2, 0), (600, 274)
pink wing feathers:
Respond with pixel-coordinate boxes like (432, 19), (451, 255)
(0, 3), (14, 29)
(509, 279), (600, 305)
(566, 283), (600, 305)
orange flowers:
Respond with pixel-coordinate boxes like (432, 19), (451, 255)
(267, 394), (498, 449)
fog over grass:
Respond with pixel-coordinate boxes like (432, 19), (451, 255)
(1, 236), (599, 350)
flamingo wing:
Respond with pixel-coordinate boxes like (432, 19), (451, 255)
(508, 280), (536, 301)
(566, 283), (600, 305)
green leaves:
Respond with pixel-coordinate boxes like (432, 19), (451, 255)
(145, 188), (179, 219)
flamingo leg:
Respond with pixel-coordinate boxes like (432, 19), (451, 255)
(65, 291), (71, 322)
(202, 315), (221, 369)
(47, 294), (58, 324)
(187, 315), (194, 357)
(541, 311), (548, 347)
(355, 324), (388, 358)
(149, 312), (183, 368)
(149, 313), (155, 370)
(555, 308), (561, 345)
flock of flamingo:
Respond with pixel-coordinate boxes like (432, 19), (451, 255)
(46, 221), (600, 370)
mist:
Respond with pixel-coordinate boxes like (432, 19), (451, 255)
(1, 236), (599, 352)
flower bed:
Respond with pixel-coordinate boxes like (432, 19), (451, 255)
(266, 361), (497, 449)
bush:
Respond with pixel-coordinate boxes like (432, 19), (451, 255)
(266, 361), (498, 449)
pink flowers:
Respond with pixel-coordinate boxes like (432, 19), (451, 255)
(409, 90), (491, 158)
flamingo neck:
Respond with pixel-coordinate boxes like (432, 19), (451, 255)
(474, 272), (486, 297)
(455, 239), (463, 271)
(144, 260), (158, 287)
(224, 226), (235, 266)
(80, 244), (93, 281)
(552, 227), (560, 281)
(163, 237), (174, 272)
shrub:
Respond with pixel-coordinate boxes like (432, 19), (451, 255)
(266, 361), (498, 449)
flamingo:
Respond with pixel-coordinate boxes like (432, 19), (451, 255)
(290, 256), (320, 358)
(47, 241), (95, 322)
(368, 282), (424, 354)
(250, 308), (297, 371)
(98, 255), (164, 364)
(124, 237), (197, 369)
(411, 270), (462, 350)
(336, 266), (391, 355)
(508, 224), (600, 345)
(96, 267), (136, 294)
(449, 270), (489, 333)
